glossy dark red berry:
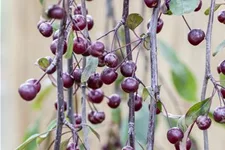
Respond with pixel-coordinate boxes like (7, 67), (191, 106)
(108, 94), (121, 108)
(88, 89), (104, 103)
(74, 113), (82, 124)
(73, 37), (88, 54)
(94, 111), (105, 123)
(18, 83), (37, 101)
(54, 100), (67, 111)
(134, 94), (142, 111)
(62, 72), (74, 88)
(50, 39), (67, 55)
(26, 78), (41, 93)
(74, 4), (88, 15)
(194, 0), (202, 12)
(188, 29), (205, 46)
(120, 61), (136, 77)
(89, 41), (105, 57)
(38, 22), (53, 37)
(213, 106), (225, 123)
(121, 77), (139, 93)
(72, 68), (82, 84)
(100, 68), (118, 84)
(88, 111), (98, 124)
(87, 15), (94, 30)
(220, 60), (225, 75)
(174, 138), (192, 150)
(87, 73), (103, 89)
(72, 15), (86, 31)
(144, 0), (158, 8)
(196, 115), (211, 130)
(122, 145), (133, 150)
(167, 127), (184, 144)
(47, 5), (65, 19)
(221, 88), (225, 99)
(218, 11), (225, 24)
(104, 53), (119, 68)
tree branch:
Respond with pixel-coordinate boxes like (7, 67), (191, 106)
(146, 1), (161, 150)
(200, 0), (216, 150)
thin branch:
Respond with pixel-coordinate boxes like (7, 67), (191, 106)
(146, 1), (161, 150)
(54, 0), (68, 149)
(200, 0), (216, 150)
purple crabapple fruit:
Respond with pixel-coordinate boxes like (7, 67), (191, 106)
(88, 89), (104, 104)
(108, 94), (121, 108)
(196, 115), (211, 130)
(167, 127), (184, 144)
(18, 83), (37, 101)
(188, 29), (205, 46)
(47, 5), (65, 19)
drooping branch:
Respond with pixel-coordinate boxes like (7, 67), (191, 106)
(146, 1), (161, 150)
(200, 0), (216, 150)
(54, 0), (68, 149)
(122, 0), (135, 148)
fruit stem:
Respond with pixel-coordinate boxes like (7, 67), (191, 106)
(146, 1), (161, 150)
(200, 0), (216, 150)
(182, 15), (191, 31)
(35, 72), (47, 85)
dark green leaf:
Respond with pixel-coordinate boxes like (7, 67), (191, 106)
(204, 4), (222, 15)
(60, 138), (70, 150)
(32, 84), (54, 110)
(126, 13), (143, 30)
(65, 31), (74, 59)
(220, 74), (225, 87)
(36, 58), (50, 70)
(111, 107), (121, 124)
(213, 40), (225, 56)
(81, 56), (98, 82)
(159, 40), (197, 102)
(86, 125), (100, 141)
(169, 0), (199, 15)
(185, 98), (211, 126)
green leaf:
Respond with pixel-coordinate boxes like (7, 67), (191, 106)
(204, 4), (222, 15)
(143, 35), (150, 50)
(65, 31), (74, 59)
(86, 125), (100, 141)
(126, 13), (143, 30)
(159, 40), (197, 102)
(213, 40), (225, 56)
(81, 56), (98, 82)
(32, 84), (54, 110)
(169, 0), (199, 15)
(36, 119), (57, 145)
(111, 107), (121, 124)
(142, 86), (151, 101)
(185, 98), (211, 126)
(177, 115), (188, 132)
(220, 74), (225, 87)
(16, 134), (40, 150)
(36, 57), (50, 70)
(60, 139), (70, 150)
(163, 113), (182, 128)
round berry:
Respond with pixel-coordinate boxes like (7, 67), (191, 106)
(108, 94), (121, 108)
(87, 73), (103, 89)
(74, 113), (82, 124)
(221, 88), (225, 99)
(62, 72), (74, 88)
(104, 53), (119, 68)
(54, 100), (67, 111)
(50, 39), (67, 55)
(47, 5), (65, 19)
(218, 11), (225, 24)
(26, 78), (41, 93)
(74, 4), (88, 15)
(144, 0), (158, 8)
(38, 22), (53, 37)
(18, 83), (37, 101)
(213, 106), (225, 123)
(121, 77), (139, 93)
(174, 138), (192, 150)
(87, 15), (94, 30)
(88, 111), (98, 124)
(194, 0), (202, 12)
(73, 37), (88, 54)
(167, 127), (184, 144)
(100, 68), (118, 84)
(188, 29), (205, 46)
(89, 41), (105, 57)
(122, 146), (133, 150)
(72, 68), (82, 84)
(134, 94), (142, 111)
(72, 15), (87, 31)
(94, 111), (105, 123)
(220, 60), (225, 75)
(120, 61), (136, 77)
(196, 115), (211, 130)
(88, 89), (104, 104)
